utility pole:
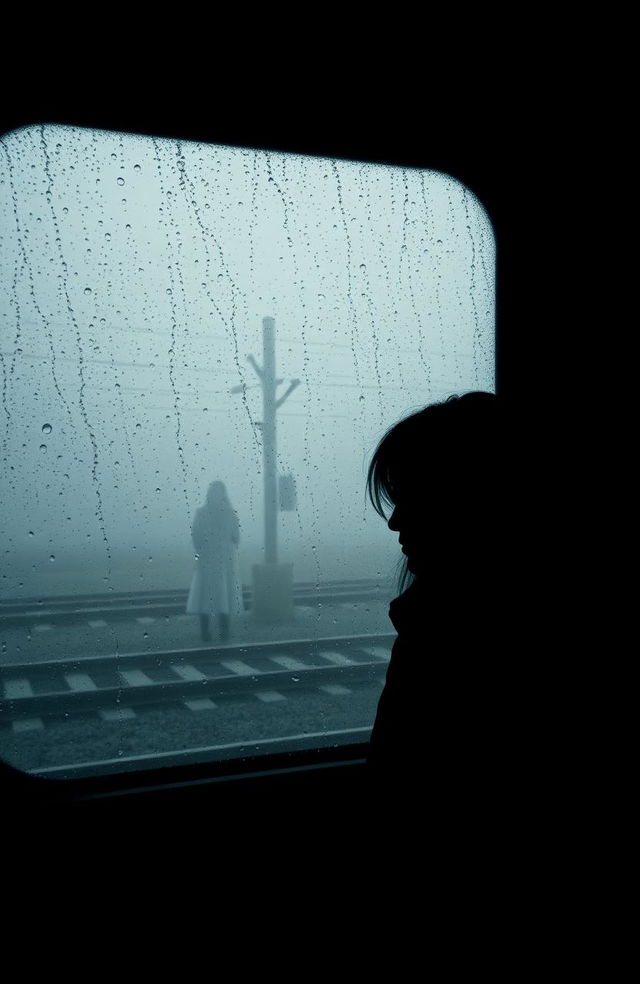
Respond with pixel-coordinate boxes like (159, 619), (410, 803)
(234, 317), (299, 621)
(248, 317), (300, 565)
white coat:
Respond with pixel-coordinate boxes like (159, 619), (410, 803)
(186, 502), (243, 617)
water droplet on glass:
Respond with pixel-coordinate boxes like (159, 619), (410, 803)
(134, 164), (141, 172)
(39, 444), (47, 453)
(117, 177), (125, 186)
(84, 287), (92, 295)
(42, 423), (52, 435)
(49, 555), (55, 563)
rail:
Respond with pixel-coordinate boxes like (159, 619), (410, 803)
(0, 578), (393, 626)
(0, 631), (394, 724)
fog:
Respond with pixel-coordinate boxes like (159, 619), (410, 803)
(0, 124), (495, 600)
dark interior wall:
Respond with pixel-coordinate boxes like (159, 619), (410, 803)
(1, 61), (554, 832)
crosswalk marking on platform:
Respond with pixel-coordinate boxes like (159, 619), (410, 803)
(65, 673), (98, 692)
(119, 669), (154, 687)
(220, 659), (259, 676)
(136, 617), (156, 625)
(171, 664), (207, 682)
(99, 707), (136, 721)
(319, 650), (356, 666)
(183, 697), (216, 711)
(319, 684), (352, 695)
(255, 690), (286, 702)
(4, 678), (34, 699)
(363, 647), (391, 661)
(270, 655), (307, 671)
(88, 619), (107, 628)
(33, 624), (53, 632)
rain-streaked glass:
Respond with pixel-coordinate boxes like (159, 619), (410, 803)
(0, 125), (495, 777)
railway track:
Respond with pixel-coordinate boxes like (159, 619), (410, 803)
(0, 632), (394, 728)
(0, 578), (392, 627)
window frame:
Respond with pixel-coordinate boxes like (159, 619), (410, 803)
(0, 104), (517, 815)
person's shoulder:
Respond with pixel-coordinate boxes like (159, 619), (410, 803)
(389, 580), (425, 628)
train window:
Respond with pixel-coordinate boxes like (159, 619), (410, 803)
(0, 124), (495, 779)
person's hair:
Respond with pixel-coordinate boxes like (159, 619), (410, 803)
(206, 480), (230, 511)
(366, 391), (499, 591)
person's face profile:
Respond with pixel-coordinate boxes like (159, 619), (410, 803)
(386, 462), (479, 578)
(387, 477), (433, 578)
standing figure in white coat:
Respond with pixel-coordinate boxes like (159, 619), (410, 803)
(186, 481), (243, 642)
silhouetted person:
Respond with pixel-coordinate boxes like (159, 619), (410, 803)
(186, 481), (242, 643)
(366, 392), (521, 819)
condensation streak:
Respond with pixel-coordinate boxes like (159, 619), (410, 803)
(401, 170), (431, 389)
(151, 138), (192, 518)
(330, 160), (367, 441)
(278, 158), (322, 589)
(176, 142), (261, 461)
(2, 140), (74, 428)
(39, 125), (113, 578)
